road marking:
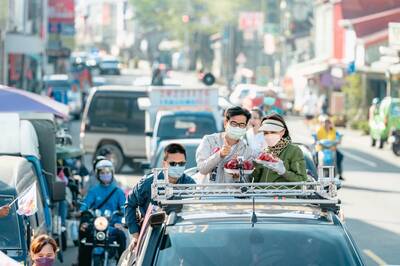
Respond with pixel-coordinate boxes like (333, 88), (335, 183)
(363, 249), (388, 265)
(342, 151), (378, 168)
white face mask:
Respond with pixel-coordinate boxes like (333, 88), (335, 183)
(265, 133), (282, 147)
(168, 165), (185, 179)
(226, 124), (247, 140)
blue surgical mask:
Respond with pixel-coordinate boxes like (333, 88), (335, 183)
(34, 257), (55, 266)
(168, 166), (185, 179)
(99, 173), (113, 184)
(226, 124), (247, 140)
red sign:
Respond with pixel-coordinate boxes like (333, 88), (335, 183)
(238, 12), (264, 32)
(48, 0), (74, 23)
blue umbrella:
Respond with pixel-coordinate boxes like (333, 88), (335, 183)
(0, 85), (69, 118)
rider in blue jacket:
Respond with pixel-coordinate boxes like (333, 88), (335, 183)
(77, 159), (126, 265)
(125, 143), (195, 251)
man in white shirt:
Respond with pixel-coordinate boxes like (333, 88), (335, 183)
(196, 106), (255, 183)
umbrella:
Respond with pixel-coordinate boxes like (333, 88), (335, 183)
(0, 85), (69, 118)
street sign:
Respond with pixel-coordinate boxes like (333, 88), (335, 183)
(238, 12), (264, 32)
(389, 23), (400, 47)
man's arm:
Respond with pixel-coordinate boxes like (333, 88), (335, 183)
(125, 177), (150, 235)
(80, 188), (95, 212)
(196, 136), (222, 175)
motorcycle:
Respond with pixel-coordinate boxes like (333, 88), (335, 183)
(312, 134), (342, 188)
(80, 209), (123, 266)
(389, 130), (400, 156)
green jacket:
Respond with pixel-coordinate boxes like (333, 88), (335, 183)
(252, 143), (307, 183)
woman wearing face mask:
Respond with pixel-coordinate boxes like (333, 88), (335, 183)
(77, 159), (126, 265)
(196, 106), (256, 183)
(246, 108), (265, 154)
(252, 114), (307, 183)
(30, 234), (58, 266)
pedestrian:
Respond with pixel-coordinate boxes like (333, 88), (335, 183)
(0, 204), (10, 218)
(302, 91), (318, 125)
(30, 234), (58, 266)
(125, 143), (195, 252)
(196, 106), (255, 183)
(246, 108), (265, 155)
(252, 113), (307, 183)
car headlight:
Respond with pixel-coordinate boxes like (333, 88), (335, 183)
(96, 231), (106, 241)
(94, 217), (109, 231)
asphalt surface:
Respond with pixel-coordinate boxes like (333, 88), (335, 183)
(57, 71), (400, 266)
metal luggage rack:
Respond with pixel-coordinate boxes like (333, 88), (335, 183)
(150, 168), (340, 209)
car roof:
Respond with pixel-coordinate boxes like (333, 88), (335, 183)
(43, 74), (69, 81)
(157, 110), (214, 116)
(170, 204), (339, 226)
(157, 138), (202, 148)
(94, 85), (147, 93)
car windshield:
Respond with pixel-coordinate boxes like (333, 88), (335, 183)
(157, 115), (217, 140)
(0, 196), (22, 249)
(155, 144), (198, 169)
(155, 223), (360, 266)
(391, 103), (400, 116)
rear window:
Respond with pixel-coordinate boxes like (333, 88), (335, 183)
(155, 223), (360, 266)
(157, 115), (217, 140)
(155, 144), (198, 169)
(91, 97), (130, 120)
(391, 103), (400, 116)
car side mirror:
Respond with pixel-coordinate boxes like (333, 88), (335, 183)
(51, 181), (66, 202)
(149, 212), (166, 226)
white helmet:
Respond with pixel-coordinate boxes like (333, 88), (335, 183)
(95, 159), (114, 181)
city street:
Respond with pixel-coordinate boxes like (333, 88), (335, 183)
(55, 71), (400, 266)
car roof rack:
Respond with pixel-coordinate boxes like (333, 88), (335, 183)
(151, 168), (340, 212)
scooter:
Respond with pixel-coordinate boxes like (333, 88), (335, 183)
(312, 134), (342, 188)
(80, 209), (123, 266)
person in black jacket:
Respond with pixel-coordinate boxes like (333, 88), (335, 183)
(125, 143), (195, 251)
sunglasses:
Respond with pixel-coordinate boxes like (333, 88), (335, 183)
(168, 161), (186, 167)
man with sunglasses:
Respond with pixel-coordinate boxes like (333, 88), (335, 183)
(196, 106), (256, 183)
(125, 143), (195, 251)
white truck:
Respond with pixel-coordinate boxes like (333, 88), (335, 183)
(139, 86), (222, 161)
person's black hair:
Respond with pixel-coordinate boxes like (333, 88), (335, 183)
(225, 106), (251, 123)
(163, 143), (186, 161)
(262, 113), (291, 139)
(99, 148), (112, 157)
(251, 107), (264, 119)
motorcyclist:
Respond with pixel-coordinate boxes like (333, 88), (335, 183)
(81, 149), (112, 195)
(314, 116), (344, 180)
(77, 159), (126, 265)
(125, 143), (195, 252)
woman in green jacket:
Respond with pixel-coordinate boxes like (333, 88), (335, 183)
(252, 113), (307, 183)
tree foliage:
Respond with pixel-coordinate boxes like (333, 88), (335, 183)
(130, 0), (252, 38)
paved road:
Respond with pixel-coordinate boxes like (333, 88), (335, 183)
(287, 117), (400, 266)
(57, 71), (400, 266)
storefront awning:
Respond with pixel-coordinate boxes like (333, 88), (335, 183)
(286, 58), (329, 77)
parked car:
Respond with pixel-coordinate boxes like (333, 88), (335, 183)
(99, 57), (121, 75)
(43, 74), (82, 119)
(80, 86), (147, 172)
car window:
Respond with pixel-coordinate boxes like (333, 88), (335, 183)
(155, 144), (198, 169)
(91, 97), (130, 120)
(0, 195), (21, 249)
(157, 115), (216, 140)
(155, 223), (360, 266)
(391, 103), (400, 116)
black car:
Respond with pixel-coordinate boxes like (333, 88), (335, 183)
(120, 180), (364, 266)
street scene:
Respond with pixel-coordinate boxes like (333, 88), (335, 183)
(0, 0), (400, 266)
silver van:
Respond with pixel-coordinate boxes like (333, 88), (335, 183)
(80, 86), (147, 172)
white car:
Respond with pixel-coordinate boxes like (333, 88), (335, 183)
(229, 84), (262, 106)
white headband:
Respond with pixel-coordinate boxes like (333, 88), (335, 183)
(259, 119), (285, 132)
